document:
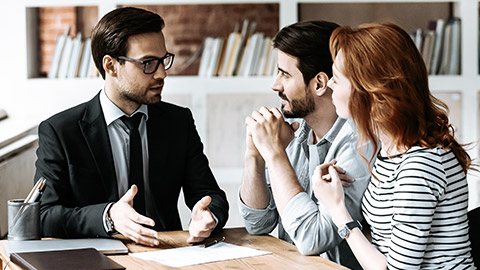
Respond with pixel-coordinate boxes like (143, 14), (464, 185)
(129, 242), (271, 267)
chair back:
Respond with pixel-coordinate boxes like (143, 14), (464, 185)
(468, 206), (480, 267)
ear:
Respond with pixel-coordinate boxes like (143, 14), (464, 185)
(310, 72), (329, 97)
(103, 55), (117, 78)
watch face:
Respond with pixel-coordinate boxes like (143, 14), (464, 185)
(338, 226), (348, 239)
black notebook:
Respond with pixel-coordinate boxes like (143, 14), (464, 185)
(10, 248), (125, 270)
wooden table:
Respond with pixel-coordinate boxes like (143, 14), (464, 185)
(0, 227), (347, 269)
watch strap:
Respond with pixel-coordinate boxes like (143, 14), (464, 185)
(346, 220), (362, 231)
(103, 203), (115, 234)
(338, 220), (362, 239)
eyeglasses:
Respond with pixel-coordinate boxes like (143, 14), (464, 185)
(117, 53), (175, 74)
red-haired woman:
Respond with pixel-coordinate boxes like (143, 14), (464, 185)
(313, 23), (476, 269)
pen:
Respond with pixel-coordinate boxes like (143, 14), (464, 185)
(24, 177), (47, 203)
(203, 236), (225, 248)
(10, 177), (47, 232)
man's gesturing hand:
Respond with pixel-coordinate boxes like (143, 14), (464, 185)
(109, 185), (160, 246)
(187, 196), (216, 244)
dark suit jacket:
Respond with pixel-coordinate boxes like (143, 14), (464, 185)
(34, 92), (229, 238)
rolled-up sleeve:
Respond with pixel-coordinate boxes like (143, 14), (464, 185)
(281, 192), (340, 255)
(238, 189), (279, 235)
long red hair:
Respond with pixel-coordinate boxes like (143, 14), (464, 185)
(329, 23), (471, 173)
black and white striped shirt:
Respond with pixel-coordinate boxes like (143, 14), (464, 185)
(362, 146), (475, 269)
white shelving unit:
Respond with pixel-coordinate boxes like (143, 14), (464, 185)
(0, 0), (478, 227)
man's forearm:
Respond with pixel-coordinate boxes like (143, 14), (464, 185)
(240, 154), (270, 209)
(265, 151), (304, 215)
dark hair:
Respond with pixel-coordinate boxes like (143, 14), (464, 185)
(91, 7), (165, 79)
(273, 20), (339, 85)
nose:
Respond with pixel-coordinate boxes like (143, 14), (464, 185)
(153, 64), (167, 79)
(271, 73), (283, 93)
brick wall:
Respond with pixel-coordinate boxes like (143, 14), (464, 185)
(38, 6), (97, 77)
(38, 7), (77, 77)
(37, 4), (279, 77)
(131, 4), (279, 75)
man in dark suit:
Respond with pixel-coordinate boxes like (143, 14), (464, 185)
(34, 7), (229, 246)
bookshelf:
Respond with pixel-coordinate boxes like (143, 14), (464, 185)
(1, 0), (479, 226)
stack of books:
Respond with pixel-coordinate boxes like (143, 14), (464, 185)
(48, 26), (98, 79)
(412, 17), (461, 75)
(198, 20), (277, 77)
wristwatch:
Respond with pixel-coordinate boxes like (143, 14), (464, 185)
(105, 203), (115, 235)
(338, 220), (362, 239)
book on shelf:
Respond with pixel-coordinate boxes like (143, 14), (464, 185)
(237, 33), (254, 76)
(255, 36), (272, 76)
(413, 28), (423, 52)
(412, 17), (461, 75)
(421, 30), (436, 74)
(250, 34), (267, 76)
(198, 37), (214, 76)
(448, 17), (461, 75)
(48, 26), (70, 79)
(214, 38), (228, 76)
(220, 32), (241, 76)
(209, 37), (225, 76)
(232, 20), (256, 76)
(430, 18), (445, 75)
(79, 38), (92, 78)
(224, 19), (251, 76)
(199, 19), (276, 77)
(57, 36), (74, 79)
(67, 33), (83, 78)
(48, 28), (97, 79)
(438, 21), (452, 75)
(238, 32), (264, 76)
(198, 37), (225, 77)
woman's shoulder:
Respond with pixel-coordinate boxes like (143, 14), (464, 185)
(401, 146), (454, 166)
(395, 146), (459, 187)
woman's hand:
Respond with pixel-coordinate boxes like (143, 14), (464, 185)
(312, 161), (347, 214)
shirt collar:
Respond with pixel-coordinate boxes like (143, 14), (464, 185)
(307, 117), (346, 146)
(99, 89), (149, 126)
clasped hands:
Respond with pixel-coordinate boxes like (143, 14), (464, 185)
(245, 106), (354, 188)
(244, 106), (298, 161)
(109, 185), (216, 246)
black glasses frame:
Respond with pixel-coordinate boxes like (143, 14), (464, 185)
(117, 53), (175, 74)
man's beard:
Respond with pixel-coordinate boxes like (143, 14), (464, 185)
(120, 80), (164, 105)
(122, 91), (162, 105)
(279, 90), (315, 118)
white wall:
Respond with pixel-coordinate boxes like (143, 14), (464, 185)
(0, 140), (38, 238)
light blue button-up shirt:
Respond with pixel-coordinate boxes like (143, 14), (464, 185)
(239, 117), (372, 267)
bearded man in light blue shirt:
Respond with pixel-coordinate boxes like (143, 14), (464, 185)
(239, 21), (372, 269)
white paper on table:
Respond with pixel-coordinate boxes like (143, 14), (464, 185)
(129, 242), (272, 267)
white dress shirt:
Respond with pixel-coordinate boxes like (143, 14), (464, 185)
(99, 89), (154, 232)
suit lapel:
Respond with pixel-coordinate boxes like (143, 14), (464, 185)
(78, 93), (119, 202)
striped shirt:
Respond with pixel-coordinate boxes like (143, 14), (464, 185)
(362, 146), (475, 269)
